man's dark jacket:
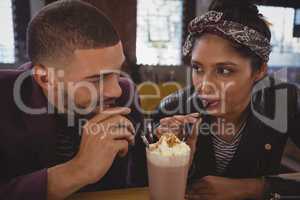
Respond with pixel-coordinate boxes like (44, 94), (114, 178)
(0, 63), (147, 200)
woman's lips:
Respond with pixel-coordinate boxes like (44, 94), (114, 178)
(201, 99), (220, 109)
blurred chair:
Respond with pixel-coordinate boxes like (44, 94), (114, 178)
(137, 82), (183, 114)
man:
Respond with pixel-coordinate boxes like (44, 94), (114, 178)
(0, 1), (146, 199)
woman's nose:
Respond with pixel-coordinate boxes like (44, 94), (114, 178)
(197, 75), (215, 95)
(201, 81), (212, 95)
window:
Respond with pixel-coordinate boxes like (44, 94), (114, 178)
(258, 6), (300, 67)
(0, 0), (15, 64)
(136, 0), (183, 66)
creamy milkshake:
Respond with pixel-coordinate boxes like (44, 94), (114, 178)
(147, 133), (191, 200)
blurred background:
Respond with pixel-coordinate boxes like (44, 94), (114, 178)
(1, 0), (300, 172)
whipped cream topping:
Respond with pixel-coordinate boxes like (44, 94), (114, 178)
(149, 133), (190, 157)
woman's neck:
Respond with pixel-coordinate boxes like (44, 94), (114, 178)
(212, 108), (250, 142)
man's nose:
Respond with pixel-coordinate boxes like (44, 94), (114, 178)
(102, 77), (122, 99)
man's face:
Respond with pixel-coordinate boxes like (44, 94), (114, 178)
(52, 42), (125, 116)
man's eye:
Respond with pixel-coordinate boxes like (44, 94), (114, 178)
(88, 76), (105, 83)
(88, 78), (99, 83)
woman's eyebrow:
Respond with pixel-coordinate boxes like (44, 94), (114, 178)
(191, 60), (203, 66)
(191, 60), (238, 67)
(215, 61), (238, 67)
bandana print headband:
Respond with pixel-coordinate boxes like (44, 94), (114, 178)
(183, 11), (272, 62)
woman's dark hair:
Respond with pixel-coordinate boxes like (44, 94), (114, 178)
(205, 0), (271, 71)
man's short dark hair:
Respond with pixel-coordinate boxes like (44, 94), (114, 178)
(27, 0), (120, 65)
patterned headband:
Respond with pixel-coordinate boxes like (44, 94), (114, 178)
(183, 11), (272, 62)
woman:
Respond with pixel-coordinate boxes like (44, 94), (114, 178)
(153, 0), (300, 199)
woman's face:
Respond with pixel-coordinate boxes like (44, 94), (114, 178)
(191, 33), (265, 118)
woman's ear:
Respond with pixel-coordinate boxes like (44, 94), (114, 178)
(254, 63), (268, 82)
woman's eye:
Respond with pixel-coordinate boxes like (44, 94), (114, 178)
(191, 65), (204, 74)
(217, 67), (232, 75)
(194, 68), (204, 74)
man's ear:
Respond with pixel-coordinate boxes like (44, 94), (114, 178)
(33, 64), (50, 90)
(254, 63), (268, 82)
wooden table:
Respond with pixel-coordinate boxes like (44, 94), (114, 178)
(67, 187), (149, 200)
(67, 173), (300, 200)
(277, 172), (300, 179)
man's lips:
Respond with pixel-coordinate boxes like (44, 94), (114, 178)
(97, 99), (116, 109)
(95, 104), (114, 110)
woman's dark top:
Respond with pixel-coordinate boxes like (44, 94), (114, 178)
(152, 76), (300, 197)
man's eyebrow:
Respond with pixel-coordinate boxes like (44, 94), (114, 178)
(83, 60), (125, 80)
(84, 74), (102, 80)
(84, 71), (120, 80)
